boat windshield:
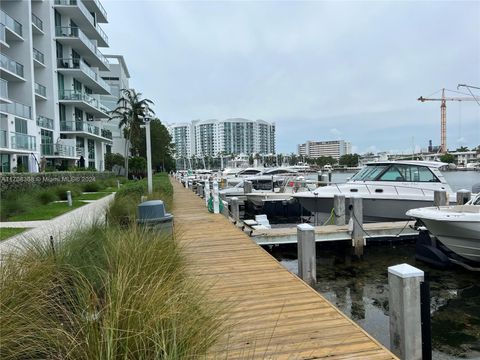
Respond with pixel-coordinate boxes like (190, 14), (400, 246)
(351, 165), (388, 181)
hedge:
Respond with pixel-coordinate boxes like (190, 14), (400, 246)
(0, 172), (115, 194)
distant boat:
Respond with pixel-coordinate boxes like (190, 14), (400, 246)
(293, 161), (455, 222)
(407, 194), (480, 263)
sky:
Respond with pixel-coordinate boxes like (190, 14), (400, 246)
(102, 0), (480, 154)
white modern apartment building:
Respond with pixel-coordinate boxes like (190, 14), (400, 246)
(100, 54), (130, 155)
(0, 0), (115, 172)
(168, 118), (276, 158)
(297, 140), (351, 160)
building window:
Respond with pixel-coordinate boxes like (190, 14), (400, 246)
(59, 104), (66, 122)
(88, 139), (95, 160)
(15, 118), (28, 134)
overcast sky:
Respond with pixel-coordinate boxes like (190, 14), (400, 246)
(102, 0), (480, 154)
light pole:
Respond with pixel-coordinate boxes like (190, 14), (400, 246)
(143, 105), (153, 194)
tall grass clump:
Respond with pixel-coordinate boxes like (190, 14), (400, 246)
(0, 225), (225, 359)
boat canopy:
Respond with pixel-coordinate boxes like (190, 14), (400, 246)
(351, 162), (442, 183)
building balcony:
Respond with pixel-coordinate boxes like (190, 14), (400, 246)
(41, 143), (77, 158)
(53, 0), (108, 47)
(0, 10), (23, 41)
(55, 26), (109, 70)
(0, 129), (6, 148)
(37, 115), (54, 130)
(60, 120), (112, 142)
(0, 79), (10, 104)
(57, 58), (111, 94)
(0, 100), (32, 119)
(0, 53), (25, 81)
(34, 82), (47, 99)
(33, 48), (45, 67)
(10, 132), (36, 151)
(83, 0), (107, 23)
(31, 13), (44, 34)
(58, 89), (109, 118)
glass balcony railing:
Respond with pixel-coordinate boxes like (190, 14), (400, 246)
(57, 58), (110, 92)
(58, 90), (109, 114)
(0, 53), (24, 78)
(33, 48), (45, 64)
(35, 82), (47, 97)
(0, 24), (5, 43)
(0, 130), (6, 148)
(0, 79), (8, 99)
(0, 10), (22, 37)
(37, 115), (54, 130)
(55, 26), (109, 67)
(11, 132), (36, 151)
(0, 101), (31, 119)
(60, 120), (101, 136)
(76, 147), (85, 157)
(41, 143), (76, 157)
(101, 128), (112, 139)
(92, 0), (107, 21)
(31, 13), (43, 31)
(96, 23), (108, 45)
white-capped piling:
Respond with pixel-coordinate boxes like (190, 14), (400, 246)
(231, 197), (240, 223)
(434, 190), (447, 206)
(67, 190), (72, 207)
(244, 180), (253, 194)
(212, 180), (220, 214)
(204, 181), (210, 207)
(456, 190), (471, 205)
(334, 194), (346, 226)
(388, 263), (424, 360)
(350, 196), (364, 257)
(297, 223), (316, 287)
(198, 183), (204, 198)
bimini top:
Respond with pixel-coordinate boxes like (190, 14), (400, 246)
(365, 160), (448, 169)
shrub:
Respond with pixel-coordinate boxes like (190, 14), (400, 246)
(82, 182), (100, 192)
(37, 189), (57, 205)
(0, 193), (39, 220)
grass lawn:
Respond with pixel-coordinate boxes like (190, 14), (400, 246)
(7, 201), (86, 221)
(77, 191), (114, 201)
(0, 228), (29, 241)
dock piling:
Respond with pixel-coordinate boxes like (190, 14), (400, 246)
(213, 181), (219, 213)
(297, 223), (316, 287)
(456, 190), (471, 205)
(350, 196), (364, 257)
(434, 190), (447, 206)
(244, 180), (253, 194)
(334, 194), (346, 226)
(204, 181), (210, 207)
(198, 183), (204, 198)
(231, 197), (240, 223)
(388, 263), (424, 360)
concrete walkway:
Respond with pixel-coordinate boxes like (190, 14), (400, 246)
(0, 194), (114, 256)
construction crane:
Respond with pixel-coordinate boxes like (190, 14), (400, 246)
(418, 88), (479, 153)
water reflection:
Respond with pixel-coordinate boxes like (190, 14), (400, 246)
(271, 242), (480, 359)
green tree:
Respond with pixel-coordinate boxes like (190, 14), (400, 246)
(129, 156), (147, 177)
(456, 146), (469, 152)
(339, 154), (360, 167)
(440, 153), (455, 164)
(109, 89), (154, 177)
(315, 156), (337, 167)
(104, 153), (125, 171)
(138, 119), (176, 172)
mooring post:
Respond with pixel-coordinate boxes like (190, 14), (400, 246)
(198, 183), (204, 198)
(212, 180), (220, 214)
(204, 181), (210, 207)
(231, 197), (240, 223)
(334, 194), (346, 226)
(244, 180), (253, 194)
(456, 189), (471, 205)
(66, 191), (72, 207)
(318, 173), (328, 187)
(297, 223), (316, 287)
(388, 263), (424, 360)
(350, 196), (364, 257)
(434, 190), (447, 206)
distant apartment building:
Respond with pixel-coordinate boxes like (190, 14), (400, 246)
(0, 0), (125, 172)
(168, 118), (275, 158)
(297, 140), (351, 160)
(100, 55), (130, 155)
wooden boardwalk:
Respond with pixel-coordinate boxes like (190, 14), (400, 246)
(172, 180), (397, 359)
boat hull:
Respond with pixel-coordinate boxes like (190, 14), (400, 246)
(417, 218), (480, 263)
(297, 196), (436, 222)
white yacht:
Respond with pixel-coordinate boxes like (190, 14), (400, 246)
(219, 175), (286, 202)
(406, 194), (480, 263)
(293, 161), (454, 222)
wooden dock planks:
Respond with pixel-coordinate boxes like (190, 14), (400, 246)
(171, 179), (397, 359)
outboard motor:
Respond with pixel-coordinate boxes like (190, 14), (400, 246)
(415, 228), (450, 269)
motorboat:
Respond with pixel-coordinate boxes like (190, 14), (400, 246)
(293, 161), (455, 222)
(406, 194), (480, 263)
(246, 177), (317, 209)
(219, 175), (286, 203)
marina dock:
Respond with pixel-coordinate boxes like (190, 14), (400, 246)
(172, 179), (397, 359)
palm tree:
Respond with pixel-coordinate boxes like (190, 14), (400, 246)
(109, 89), (154, 177)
